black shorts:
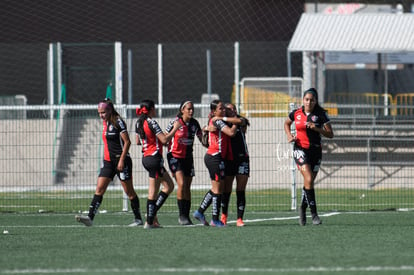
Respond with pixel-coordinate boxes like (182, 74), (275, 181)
(99, 156), (133, 181)
(142, 154), (167, 179)
(225, 157), (250, 177)
(204, 154), (225, 181)
(293, 144), (322, 173)
(167, 153), (195, 177)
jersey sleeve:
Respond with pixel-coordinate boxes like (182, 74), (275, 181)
(288, 110), (296, 121)
(213, 119), (227, 130)
(194, 119), (202, 138)
(321, 111), (331, 125)
(165, 118), (176, 133)
(116, 118), (127, 133)
(148, 119), (163, 135)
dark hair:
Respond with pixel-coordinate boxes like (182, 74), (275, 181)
(136, 99), (155, 139)
(208, 99), (222, 121)
(99, 98), (121, 129)
(303, 88), (326, 113)
(225, 102), (250, 127)
(177, 100), (193, 118)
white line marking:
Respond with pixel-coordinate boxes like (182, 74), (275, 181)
(2, 212), (341, 228)
(2, 265), (414, 274)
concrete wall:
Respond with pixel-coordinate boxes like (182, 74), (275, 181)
(1, 117), (413, 192)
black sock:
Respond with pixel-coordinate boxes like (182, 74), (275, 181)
(88, 194), (103, 220)
(301, 188), (308, 209)
(221, 192), (231, 215)
(198, 190), (213, 213)
(304, 188), (318, 217)
(177, 199), (184, 217)
(146, 199), (156, 225)
(155, 191), (169, 212)
(130, 195), (142, 220)
(183, 199), (191, 218)
(236, 190), (246, 219)
(211, 193), (222, 221)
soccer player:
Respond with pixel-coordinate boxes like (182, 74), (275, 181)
(135, 99), (182, 229)
(284, 88), (334, 226)
(76, 98), (143, 226)
(165, 100), (205, 225)
(193, 100), (237, 227)
(213, 103), (250, 227)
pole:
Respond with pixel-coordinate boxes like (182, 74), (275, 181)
(206, 49), (212, 95)
(158, 44), (163, 118)
(289, 102), (297, 211)
(234, 42), (240, 112)
(114, 42), (123, 105)
(128, 49), (133, 118)
(47, 43), (54, 120)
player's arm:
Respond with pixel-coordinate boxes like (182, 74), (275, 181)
(118, 131), (131, 171)
(157, 119), (183, 145)
(284, 118), (296, 143)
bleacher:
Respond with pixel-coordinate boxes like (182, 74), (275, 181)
(318, 92), (414, 187)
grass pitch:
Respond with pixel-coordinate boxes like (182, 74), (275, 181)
(1, 211), (414, 274)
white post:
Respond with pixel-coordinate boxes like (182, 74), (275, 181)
(128, 49), (133, 118)
(206, 49), (212, 95)
(234, 42), (240, 112)
(47, 43), (54, 119)
(289, 102), (297, 211)
(57, 42), (62, 105)
(158, 43), (163, 117)
(383, 53), (389, 116)
(114, 42), (123, 105)
(302, 51), (312, 91)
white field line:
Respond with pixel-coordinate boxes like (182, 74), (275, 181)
(2, 265), (414, 274)
(2, 212), (341, 228)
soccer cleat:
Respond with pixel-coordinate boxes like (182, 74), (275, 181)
(236, 218), (245, 227)
(312, 215), (322, 225)
(143, 222), (161, 229)
(145, 214), (160, 227)
(178, 216), (193, 226)
(193, 210), (209, 226)
(210, 219), (225, 227)
(75, 215), (93, 227)
(299, 207), (306, 226)
(128, 219), (144, 227)
(220, 213), (228, 225)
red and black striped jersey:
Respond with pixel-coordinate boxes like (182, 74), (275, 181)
(230, 117), (249, 158)
(102, 118), (129, 161)
(166, 117), (202, 159)
(288, 106), (330, 149)
(206, 119), (233, 160)
(135, 117), (163, 157)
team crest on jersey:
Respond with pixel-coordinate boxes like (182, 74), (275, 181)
(296, 114), (302, 120)
(311, 115), (318, 122)
(109, 125), (113, 131)
(191, 125), (196, 132)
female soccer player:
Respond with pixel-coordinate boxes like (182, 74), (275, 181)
(193, 99), (237, 227)
(76, 98), (143, 226)
(213, 103), (250, 227)
(135, 99), (182, 229)
(166, 100), (205, 225)
(284, 88), (334, 226)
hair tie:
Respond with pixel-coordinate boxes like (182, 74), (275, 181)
(136, 106), (149, 116)
(98, 102), (109, 110)
(180, 101), (192, 110)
